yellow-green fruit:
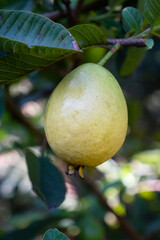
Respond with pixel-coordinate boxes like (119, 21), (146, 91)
(83, 47), (106, 63)
(44, 63), (128, 167)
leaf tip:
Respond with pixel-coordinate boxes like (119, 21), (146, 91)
(72, 40), (81, 51)
(145, 39), (154, 49)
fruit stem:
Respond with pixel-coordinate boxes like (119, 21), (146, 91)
(65, 164), (76, 176)
(98, 43), (120, 66)
(65, 164), (85, 179)
(78, 166), (85, 179)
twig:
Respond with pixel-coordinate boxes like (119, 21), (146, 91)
(107, 38), (147, 47)
(85, 177), (144, 240)
(98, 43), (120, 66)
(98, 38), (147, 66)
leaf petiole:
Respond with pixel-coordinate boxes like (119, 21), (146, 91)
(98, 43), (120, 66)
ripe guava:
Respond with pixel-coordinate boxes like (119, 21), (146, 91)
(44, 63), (128, 176)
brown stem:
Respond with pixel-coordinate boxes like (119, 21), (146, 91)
(107, 38), (147, 47)
(85, 177), (144, 240)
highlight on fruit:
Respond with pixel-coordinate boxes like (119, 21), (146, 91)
(44, 63), (128, 178)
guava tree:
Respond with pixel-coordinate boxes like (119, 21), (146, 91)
(0, 0), (160, 240)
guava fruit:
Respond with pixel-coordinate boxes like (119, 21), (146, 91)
(44, 63), (128, 176)
(83, 47), (106, 63)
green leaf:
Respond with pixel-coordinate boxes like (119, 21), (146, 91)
(0, 10), (80, 85)
(25, 149), (66, 208)
(144, 0), (160, 24)
(42, 229), (70, 240)
(151, 16), (160, 37)
(69, 24), (107, 49)
(120, 47), (146, 76)
(122, 7), (143, 32)
(78, 215), (105, 240)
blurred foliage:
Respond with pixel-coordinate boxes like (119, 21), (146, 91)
(26, 150), (66, 208)
(0, 0), (160, 240)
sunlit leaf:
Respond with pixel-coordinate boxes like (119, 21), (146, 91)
(112, 203), (126, 216)
(139, 191), (156, 201)
(26, 150), (66, 208)
(132, 149), (160, 164)
(144, 0), (160, 24)
(122, 7), (143, 32)
(42, 229), (70, 240)
(0, 10), (80, 85)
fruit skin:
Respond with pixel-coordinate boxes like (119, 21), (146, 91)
(44, 63), (128, 167)
(83, 47), (106, 63)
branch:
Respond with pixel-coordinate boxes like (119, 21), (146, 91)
(43, 0), (108, 21)
(98, 38), (146, 66)
(98, 43), (120, 66)
(85, 177), (144, 240)
(107, 38), (147, 47)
